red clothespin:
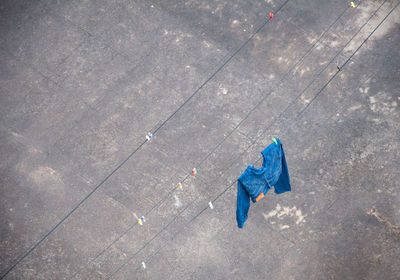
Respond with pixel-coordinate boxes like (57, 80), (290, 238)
(269, 12), (274, 20)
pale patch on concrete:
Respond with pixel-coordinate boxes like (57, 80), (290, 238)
(329, 40), (339, 47)
(263, 209), (278, 219)
(277, 56), (290, 64)
(360, 144), (375, 159)
(280, 225), (290, 230)
(369, 96), (376, 104)
(300, 95), (311, 104)
(231, 19), (240, 27)
(218, 85), (228, 95)
(368, 92), (398, 114)
(347, 104), (362, 113)
(295, 209), (306, 224)
(359, 86), (370, 94)
(171, 32), (193, 45)
(315, 43), (324, 50)
(122, 183), (130, 191)
(198, 3), (212, 10)
(29, 166), (61, 184)
(10, 131), (23, 139)
(263, 204), (307, 226)
(174, 194), (182, 208)
(202, 40), (212, 48)
(306, 35), (317, 44)
(210, 3), (224, 15)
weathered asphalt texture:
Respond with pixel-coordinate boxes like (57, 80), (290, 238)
(1, 0), (399, 279)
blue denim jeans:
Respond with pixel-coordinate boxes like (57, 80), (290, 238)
(236, 139), (291, 228)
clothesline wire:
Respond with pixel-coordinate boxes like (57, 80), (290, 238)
(82, 3), (354, 279)
(111, 1), (386, 277)
(68, 1), (300, 279)
(125, 0), (396, 277)
(153, 0), (290, 135)
(0, 2), (291, 279)
(110, 0), (384, 276)
(110, 0), (377, 274)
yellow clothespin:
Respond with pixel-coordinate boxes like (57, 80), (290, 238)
(177, 182), (183, 189)
(350, 2), (356, 8)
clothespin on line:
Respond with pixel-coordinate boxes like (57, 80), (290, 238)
(146, 132), (153, 141)
(272, 137), (278, 145)
(350, 2), (356, 8)
(134, 213), (146, 225)
(177, 182), (183, 189)
(208, 201), (214, 209)
(142, 262), (146, 269)
(269, 12), (274, 19)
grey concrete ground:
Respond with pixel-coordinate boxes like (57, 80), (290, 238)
(1, 0), (400, 279)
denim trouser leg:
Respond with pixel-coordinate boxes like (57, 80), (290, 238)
(274, 147), (291, 194)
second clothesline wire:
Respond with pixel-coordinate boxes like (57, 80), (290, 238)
(119, 0), (397, 277)
(72, 2), (353, 278)
(75, 0), (382, 277)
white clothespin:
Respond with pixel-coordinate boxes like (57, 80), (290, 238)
(142, 262), (146, 269)
(146, 132), (153, 141)
(208, 201), (214, 209)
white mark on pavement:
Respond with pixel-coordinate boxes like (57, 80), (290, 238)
(174, 194), (182, 208)
(263, 203), (307, 226)
(369, 96), (376, 104)
(218, 85), (228, 95)
(231, 19), (240, 27)
(348, 104), (362, 112)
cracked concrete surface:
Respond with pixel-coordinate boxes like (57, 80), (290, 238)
(1, 0), (399, 279)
